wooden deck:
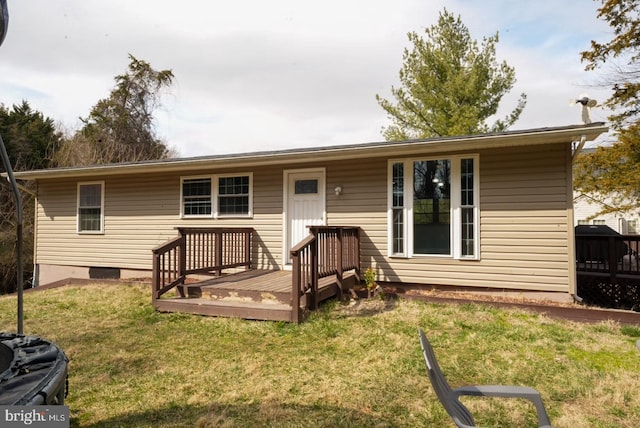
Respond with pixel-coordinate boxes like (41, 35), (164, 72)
(576, 233), (640, 310)
(152, 226), (362, 322)
(153, 269), (358, 322)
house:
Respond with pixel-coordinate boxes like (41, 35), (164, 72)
(572, 147), (639, 235)
(574, 192), (639, 235)
(571, 146), (640, 310)
(13, 123), (607, 320)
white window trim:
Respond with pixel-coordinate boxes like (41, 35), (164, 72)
(387, 155), (480, 260)
(180, 173), (253, 219)
(454, 157), (480, 259)
(180, 175), (213, 218)
(388, 161), (408, 258)
(77, 181), (105, 235)
(215, 172), (253, 219)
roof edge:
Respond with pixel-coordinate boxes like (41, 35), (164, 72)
(12, 123), (608, 180)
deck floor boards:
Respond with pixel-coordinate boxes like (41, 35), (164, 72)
(197, 270), (291, 293)
(156, 269), (359, 322)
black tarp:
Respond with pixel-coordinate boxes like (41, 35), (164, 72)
(0, 333), (68, 405)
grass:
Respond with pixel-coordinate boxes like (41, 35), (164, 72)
(1, 283), (640, 427)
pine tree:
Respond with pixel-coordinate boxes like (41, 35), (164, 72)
(376, 9), (526, 141)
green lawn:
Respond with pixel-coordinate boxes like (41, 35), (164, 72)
(1, 283), (639, 427)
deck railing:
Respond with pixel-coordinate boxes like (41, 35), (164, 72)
(576, 234), (640, 310)
(152, 227), (253, 302)
(290, 226), (361, 323)
(576, 234), (640, 280)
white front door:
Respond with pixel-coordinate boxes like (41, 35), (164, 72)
(285, 169), (326, 263)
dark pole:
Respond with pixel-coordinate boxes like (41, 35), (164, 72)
(0, 0), (6, 46)
(0, 0), (21, 334)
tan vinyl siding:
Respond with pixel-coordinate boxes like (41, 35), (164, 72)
(325, 158), (388, 261)
(34, 141), (574, 292)
(35, 167), (285, 271)
(326, 144), (572, 292)
(477, 144), (571, 291)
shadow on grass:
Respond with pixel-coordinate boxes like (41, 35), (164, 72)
(72, 404), (209, 428)
(74, 400), (399, 427)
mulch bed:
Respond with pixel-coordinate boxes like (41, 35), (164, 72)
(382, 285), (640, 325)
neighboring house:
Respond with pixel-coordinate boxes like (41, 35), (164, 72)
(574, 193), (639, 235)
(572, 146), (639, 235)
(14, 123), (607, 296)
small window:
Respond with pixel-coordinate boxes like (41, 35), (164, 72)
(78, 182), (104, 233)
(295, 179), (318, 194)
(460, 158), (476, 257)
(218, 175), (250, 216)
(593, 219), (606, 225)
(182, 178), (212, 216)
(391, 162), (405, 255)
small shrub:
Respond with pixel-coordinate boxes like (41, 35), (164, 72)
(363, 267), (386, 300)
(364, 267), (376, 291)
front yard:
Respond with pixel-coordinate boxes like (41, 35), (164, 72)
(1, 283), (639, 427)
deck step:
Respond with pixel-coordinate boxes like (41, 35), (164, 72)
(155, 298), (294, 322)
(181, 284), (291, 305)
(162, 269), (357, 322)
(206, 286), (290, 305)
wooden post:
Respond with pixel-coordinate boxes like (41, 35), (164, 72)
(178, 235), (186, 297)
(245, 230), (252, 269)
(609, 236), (618, 285)
(152, 252), (160, 304)
(336, 228), (343, 298)
(291, 249), (301, 323)
(355, 227), (361, 279)
(311, 238), (318, 310)
(215, 230), (223, 276)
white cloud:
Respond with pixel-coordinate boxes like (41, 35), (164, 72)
(0, 0), (614, 157)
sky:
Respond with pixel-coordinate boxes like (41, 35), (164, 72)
(0, 0), (614, 158)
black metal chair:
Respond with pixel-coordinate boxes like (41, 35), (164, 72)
(418, 328), (553, 428)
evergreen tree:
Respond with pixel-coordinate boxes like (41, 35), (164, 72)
(0, 101), (62, 293)
(376, 9), (526, 141)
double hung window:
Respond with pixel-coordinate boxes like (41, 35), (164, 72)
(77, 182), (104, 233)
(218, 175), (250, 216)
(182, 178), (212, 216)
